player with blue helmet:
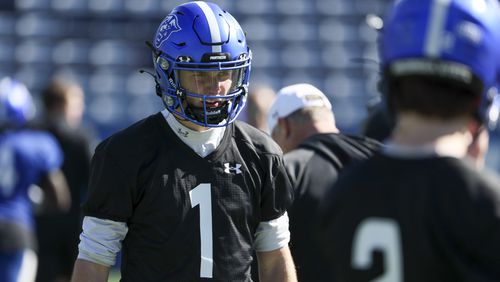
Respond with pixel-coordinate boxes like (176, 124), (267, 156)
(319, 0), (500, 281)
(72, 2), (296, 282)
(381, 0), (500, 129)
(0, 77), (70, 282)
(151, 1), (251, 128)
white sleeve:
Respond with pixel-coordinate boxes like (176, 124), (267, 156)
(77, 216), (128, 267)
(253, 212), (290, 252)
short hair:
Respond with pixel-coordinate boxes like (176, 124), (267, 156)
(286, 106), (334, 126)
(386, 73), (481, 121)
(41, 79), (79, 111)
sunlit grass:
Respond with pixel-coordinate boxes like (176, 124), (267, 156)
(108, 270), (121, 282)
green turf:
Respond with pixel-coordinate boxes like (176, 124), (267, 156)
(108, 270), (121, 282)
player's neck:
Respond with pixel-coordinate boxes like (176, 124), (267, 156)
(170, 112), (211, 132)
(389, 113), (472, 158)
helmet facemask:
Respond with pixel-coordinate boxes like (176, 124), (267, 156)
(155, 53), (250, 127)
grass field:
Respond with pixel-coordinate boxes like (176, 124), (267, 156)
(108, 270), (121, 282)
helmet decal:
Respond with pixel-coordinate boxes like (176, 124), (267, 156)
(154, 14), (181, 49)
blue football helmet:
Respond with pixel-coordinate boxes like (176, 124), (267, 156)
(381, 0), (500, 129)
(0, 77), (35, 127)
(152, 1), (251, 127)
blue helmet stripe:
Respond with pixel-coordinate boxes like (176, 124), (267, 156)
(194, 1), (222, 53)
(424, 0), (452, 57)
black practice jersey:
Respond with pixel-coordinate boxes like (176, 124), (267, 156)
(83, 113), (293, 282)
(320, 153), (500, 282)
(284, 133), (380, 282)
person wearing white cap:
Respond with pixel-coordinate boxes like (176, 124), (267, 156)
(267, 83), (335, 153)
(267, 83), (380, 282)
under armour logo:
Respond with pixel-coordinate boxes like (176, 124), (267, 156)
(224, 163), (242, 174)
(177, 56), (192, 62)
(177, 128), (189, 137)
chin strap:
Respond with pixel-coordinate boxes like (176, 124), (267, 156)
(185, 102), (229, 125)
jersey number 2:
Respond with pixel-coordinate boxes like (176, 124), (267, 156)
(351, 217), (403, 282)
(190, 183), (213, 278)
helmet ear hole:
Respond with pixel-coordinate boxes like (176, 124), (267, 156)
(162, 95), (175, 107)
(157, 57), (170, 71)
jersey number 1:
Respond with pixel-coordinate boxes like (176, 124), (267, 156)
(190, 183), (213, 278)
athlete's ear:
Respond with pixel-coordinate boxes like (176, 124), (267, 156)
(277, 117), (291, 138)
(467, 120), (489, 169)
(467, 118), (482, 137)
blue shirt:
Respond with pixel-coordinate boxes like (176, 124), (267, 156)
(0, 129), (63, 230)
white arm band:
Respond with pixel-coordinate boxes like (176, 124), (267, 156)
(253, 212), (290, 252)
(77, 216), (128, 267)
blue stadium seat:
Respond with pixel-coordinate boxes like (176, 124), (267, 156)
(235, 0), (273, 15)
(319, 19), (359, 42)
(52, 39), (91, 65)
(89, 40), (141, 66)
(275, 0), (310, 15)
(242, 18), (278, 42)
(16, 0), (51, 11)
(16, 13), (63, 37)
(15, 39), (53, 64)
(88, 0), (124, 14)
(278, 18), (317, 42)
(51, 0), (88, 13)
(15, 65), (53, 91)
(88, 68), (126, 95)
(124, 0), (161, 15)
(126, 70), (155, 97)
(160, 0), (188, 13)
(315, 0), (357, 16)
(0, 12), (15, 36)
(280, 45), (319, 69)
(0, 40), (15, 63)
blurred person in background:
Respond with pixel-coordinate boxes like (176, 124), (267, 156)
(361, 101), (394, 143)
(244, 84), (276, 134)
(363, 93), (492, 170)
(70, 2), (296, 282)
(268, 83), (380, 281)
(35, 78), (92, 282)
(319, 0), (500, 281)
(0, 77), (70, 282)
(243, 84), (277, 281)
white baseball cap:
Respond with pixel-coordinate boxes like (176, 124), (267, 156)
(267, 83), (332, 133)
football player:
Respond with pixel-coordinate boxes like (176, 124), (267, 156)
(319, 0), (500, 281)
(244, 84), (277, 134)
(268, 83), (381, 281)
(70, 2), (296, 282)
(0, 77), (70, 282)
(35, 78), (92, 282)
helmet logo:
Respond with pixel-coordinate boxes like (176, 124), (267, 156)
(155, 14), (181, 49)
(177, 56), (192, 62)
